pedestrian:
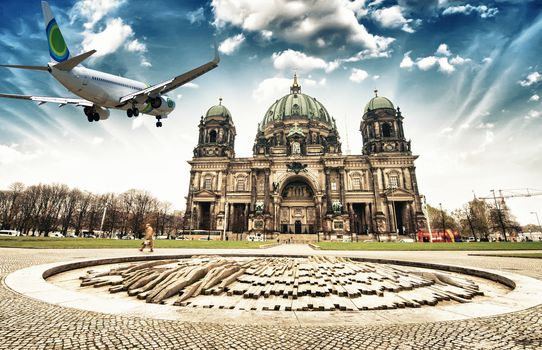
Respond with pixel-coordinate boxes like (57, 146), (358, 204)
(139, 223), (154, 252)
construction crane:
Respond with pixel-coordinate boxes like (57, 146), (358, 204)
(475, 188), (542, 241)
(477, 188), (542, 200)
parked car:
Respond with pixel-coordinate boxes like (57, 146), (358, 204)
(399, 238), (415, 243)
(48, 232), (64, 238)
(0, 230), (21, 236)
(466, 237), (476, 242)
(175, 236), (186, 240)
(121, 235), (135, 240)
(156, 235), (168, 240)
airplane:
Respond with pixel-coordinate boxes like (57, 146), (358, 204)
(0, 1), (219, 128)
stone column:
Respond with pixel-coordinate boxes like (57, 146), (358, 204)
(250, 171), (257, 211)
(325, 168), (332, 213)
(339, 168), (346, 213)
(264, 169), (270, 212)
(210, 203), (215, 230)
(316, 196), (323, 231)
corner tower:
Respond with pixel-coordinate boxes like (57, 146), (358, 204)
(361, 90), (411, 155)
(193, 98), (236, 159)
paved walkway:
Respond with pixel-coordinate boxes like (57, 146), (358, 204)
(1, 246), (542, 349)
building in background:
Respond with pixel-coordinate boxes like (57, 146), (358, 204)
(183, 75), (426, 240)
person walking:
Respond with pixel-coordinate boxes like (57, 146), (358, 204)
(139, 223), (154, 252)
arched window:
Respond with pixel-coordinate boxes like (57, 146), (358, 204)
(209, 130), (217, 143)
(203, 176), (213, 190)
(382, 123), (393, 138)
(236, 178), (246, 192)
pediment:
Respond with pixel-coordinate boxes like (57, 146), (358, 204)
(385, 188), (414, 200)
(193, 190), (218, 201)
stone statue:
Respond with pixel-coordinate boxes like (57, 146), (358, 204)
(331, 200), (342, 213)
(291, 141), (301, 155)
(255, 200), (264, 214)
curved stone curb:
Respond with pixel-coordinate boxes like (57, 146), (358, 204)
(5, 253), (542, 326)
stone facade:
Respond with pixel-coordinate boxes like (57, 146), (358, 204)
(184, 77), (426, 239)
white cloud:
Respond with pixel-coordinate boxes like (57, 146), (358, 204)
(91, 137), (104, 145)
(482, 57), (492, 64)
(372, 5), (415, 33)
(140, 59), (152, 68)
(400, 45), (470, 75)
(399, 51), (414, 69)
(442, 4), (498, 18)
(519, 72), (542, 87)
(211, 0), (394, 57)
(0, 144), (39, 164)
(272, 49), (339, 73)
(525, 110), (541, 120)
(373, 75), (380, 80)
(183, 82), (199, 89)
(261, 30), (273, 40)
(437, 57), (455, 74)
(450, 55), (469, 65)
(81, 18), (133, 57)
(252, 77), (292, 103)
(186, 7), (205, 24)
(349, 68), (369, 83)
(440, 127), (453, 135)
(176, 94), (183, 100)
(476, 122), (494, 129)
(529, 94), (540, 102)
(71, 0), (149, 61)
(417, 56), (438, 71)
(218, 34), (245, 55)
(125, 39), (147, 53)
(71, 0), (127, 30)
(436, 43), (451, 56)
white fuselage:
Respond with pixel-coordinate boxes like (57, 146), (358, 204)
(49, 64), (175, 117)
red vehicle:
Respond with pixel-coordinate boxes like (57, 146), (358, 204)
(417, 229), (459, 242)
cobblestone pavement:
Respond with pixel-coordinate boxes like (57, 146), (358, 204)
(1, 247), (541, 350)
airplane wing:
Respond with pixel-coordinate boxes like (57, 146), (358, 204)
(119, 52), (219, 104)
(0, 93), (94, 107)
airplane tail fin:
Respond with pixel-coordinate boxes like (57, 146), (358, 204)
(42, 1), (70, 62)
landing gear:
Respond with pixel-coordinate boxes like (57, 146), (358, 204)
(127, 107), (139, 118)
(84, 106), (99, 122)
(156, 116), (163, 128)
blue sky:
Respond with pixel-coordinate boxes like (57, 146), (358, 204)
(0, 0), (541, 224)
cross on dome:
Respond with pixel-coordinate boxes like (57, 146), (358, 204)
(290, 73), (301, 94)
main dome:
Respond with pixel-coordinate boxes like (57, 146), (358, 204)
(260, 75), (333, 130)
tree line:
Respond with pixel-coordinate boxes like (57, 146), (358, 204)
(426, 198), (523, 240)
(0, 182), (183, 238)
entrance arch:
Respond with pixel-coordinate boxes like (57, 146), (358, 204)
(278, 175), (319, 234)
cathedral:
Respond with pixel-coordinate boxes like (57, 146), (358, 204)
(183, 75), (426, 240)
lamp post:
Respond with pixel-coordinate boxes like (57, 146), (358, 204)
(439, 203), (446, 240)
(530, 212), (542, 233)
(491, 189), (507, 241)
(421, 195), (433, 243)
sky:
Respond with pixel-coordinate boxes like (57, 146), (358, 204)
(0, 0), (541, 225)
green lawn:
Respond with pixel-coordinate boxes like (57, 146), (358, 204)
(0, 236), (265, 249)
(314, 241), (542, 251)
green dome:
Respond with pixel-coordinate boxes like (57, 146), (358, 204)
(364, 96), (395, 114)
(261, 92), (332, 130)
(206, 101), (231, 119)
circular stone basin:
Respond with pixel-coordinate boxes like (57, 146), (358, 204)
(63, 256), (499, 311)
(7, 254), (542, 326)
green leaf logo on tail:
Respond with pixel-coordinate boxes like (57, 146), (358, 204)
(46, 19), (69, 62)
